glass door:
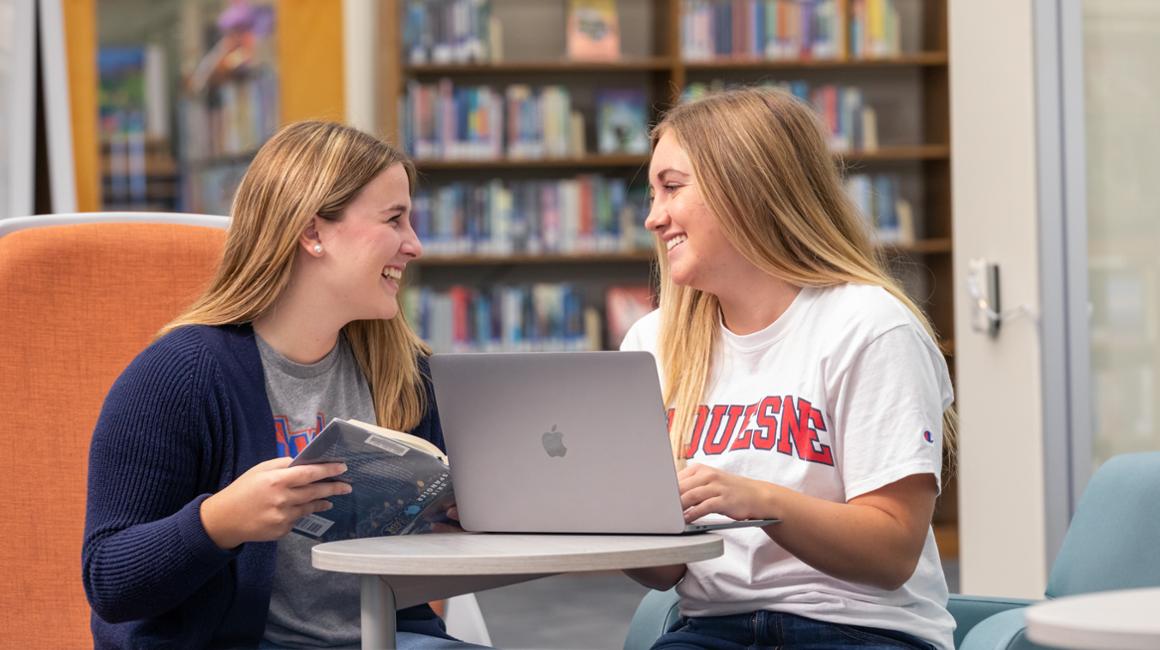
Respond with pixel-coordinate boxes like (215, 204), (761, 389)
(1038, 0), (1160, 562)
(1078, 0), (1160, 466)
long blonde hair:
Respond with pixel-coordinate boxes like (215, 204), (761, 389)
(162, 120), (432, 431)
(654, 87), (957, 466)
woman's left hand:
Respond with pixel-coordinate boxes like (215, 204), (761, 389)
(677, 463), (776, 523)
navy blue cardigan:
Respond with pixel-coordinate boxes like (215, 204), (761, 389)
(82, 324), (444, 648)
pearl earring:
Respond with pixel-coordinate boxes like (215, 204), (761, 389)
(313, 244), (323, 254)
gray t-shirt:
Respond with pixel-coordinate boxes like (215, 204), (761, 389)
(257, 333), (373, 648)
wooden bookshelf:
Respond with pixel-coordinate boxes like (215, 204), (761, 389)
(381, 0), (957, 557)
(187, 151), (266, 170)
(412, 147), (947, 171)
(379, 0), (954, 330)
(843, 145), (950, 162)
(99, 136), (180, 211)
(415, 239), (951, 267)
(406, 57), (676, 75)
(933, 522), (959, 560)
(882, 237), (953, 255)
(414, 154), (650, 170)
(683, 51), (948, 71)
(932, 338), (957, 360)
(418, 251), (655, 266)
(379, 0), (954, 346)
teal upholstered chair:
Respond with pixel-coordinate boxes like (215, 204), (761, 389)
(624, 452), (1160, 650)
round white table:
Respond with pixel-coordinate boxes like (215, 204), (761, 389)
(313, 532), (723, 649)
(1024, 587), (1160, 650)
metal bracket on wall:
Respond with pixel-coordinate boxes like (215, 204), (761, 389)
(967, 258), (1002, 337)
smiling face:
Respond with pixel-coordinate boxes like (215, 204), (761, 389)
(646, 130), (749, 296)
(311, 162), (421, 323)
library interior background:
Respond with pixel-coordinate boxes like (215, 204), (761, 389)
(3, 0), (1159, 648)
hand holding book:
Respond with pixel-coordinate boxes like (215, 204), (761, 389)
(201, 456), (352, 549)
(289, 418), (457, 542)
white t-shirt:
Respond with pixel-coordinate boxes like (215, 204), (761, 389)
(620, 283), (955, 650)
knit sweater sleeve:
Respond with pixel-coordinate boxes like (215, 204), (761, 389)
(413, 355), (446, 452)
(82, 330), (237, 623)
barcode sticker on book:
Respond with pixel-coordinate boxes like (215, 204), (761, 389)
(364, 434), (410, 456)
(293, 514), (335, 538)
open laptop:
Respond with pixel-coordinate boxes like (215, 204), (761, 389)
(429, 351), (779, 535)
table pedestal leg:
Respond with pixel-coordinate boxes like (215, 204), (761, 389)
(361, 575), (397, 650)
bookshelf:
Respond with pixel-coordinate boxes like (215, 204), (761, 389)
(176, 0), (280, 216)
(414, 154), (650, 170)
(379, 0), (956, 557)
(89, 0), (346, 215)
(377, 0), (953, 347)
(683, 51), (946, 70)
(100, 136), (180, 212)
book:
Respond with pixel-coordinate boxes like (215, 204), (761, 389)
(895, 198), (916, 245)
(596, 89), (649, 155)
(289, 418), (455, 542)
(566, 0), (621, 60)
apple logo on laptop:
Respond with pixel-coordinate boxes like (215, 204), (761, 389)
(542, 424), (567, 457)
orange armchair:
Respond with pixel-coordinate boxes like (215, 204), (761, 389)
(0, 213), (227, 648)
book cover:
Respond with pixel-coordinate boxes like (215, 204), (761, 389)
(289, 418), (455, 542)
(596, 89), (648, 155)
(566, 0), (621, 60)
(872, 174), (899, 242)
(895, 198), (916, 245)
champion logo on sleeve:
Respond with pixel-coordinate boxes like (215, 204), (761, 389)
(923, 430), (935, 444)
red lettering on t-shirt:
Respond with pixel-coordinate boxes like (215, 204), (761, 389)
(753, 395), (781, 451)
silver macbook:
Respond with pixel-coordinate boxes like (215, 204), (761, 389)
(429, 351), (779, 535)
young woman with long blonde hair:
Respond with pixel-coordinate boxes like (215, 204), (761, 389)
(82, 121), (484, 649)
(621, 87), (956, 650)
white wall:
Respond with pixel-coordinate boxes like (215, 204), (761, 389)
(950, 0), (1049, 598)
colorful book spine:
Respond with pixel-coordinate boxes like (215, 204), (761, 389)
(682, 80), (877, 152)
(405, 80), (650, 161)
(844, 172), (915, 243)
(412, 176), (650, 256)
(404, 283), (601, 352)
(680, 0), (844, 61)
(849, 0), (901, 58)
(404, 79), (504, 159)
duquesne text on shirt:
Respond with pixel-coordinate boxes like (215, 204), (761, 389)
(670, 395), (834, 466)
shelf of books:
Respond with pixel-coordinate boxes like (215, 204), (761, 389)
(177, 0), (280, 216)
(382, 0), (956, 556)
(97, 45), (179, 212)
(682, 52), (946, 70)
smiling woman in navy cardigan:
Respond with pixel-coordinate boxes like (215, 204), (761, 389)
(82, 121), (482, 649)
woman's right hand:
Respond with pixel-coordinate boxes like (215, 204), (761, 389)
(199, 458), (351, 550)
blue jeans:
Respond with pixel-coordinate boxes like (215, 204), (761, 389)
(257, 617), (491, 649)
(652, 611), (935, 650)
(396, 631), (490, 649)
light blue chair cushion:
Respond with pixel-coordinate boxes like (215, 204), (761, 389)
(1045, 452), (1160, 598)
(947, 594), (1034, 649)
(957, 607), (1055, 650)
(623, 588), (679, 650)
